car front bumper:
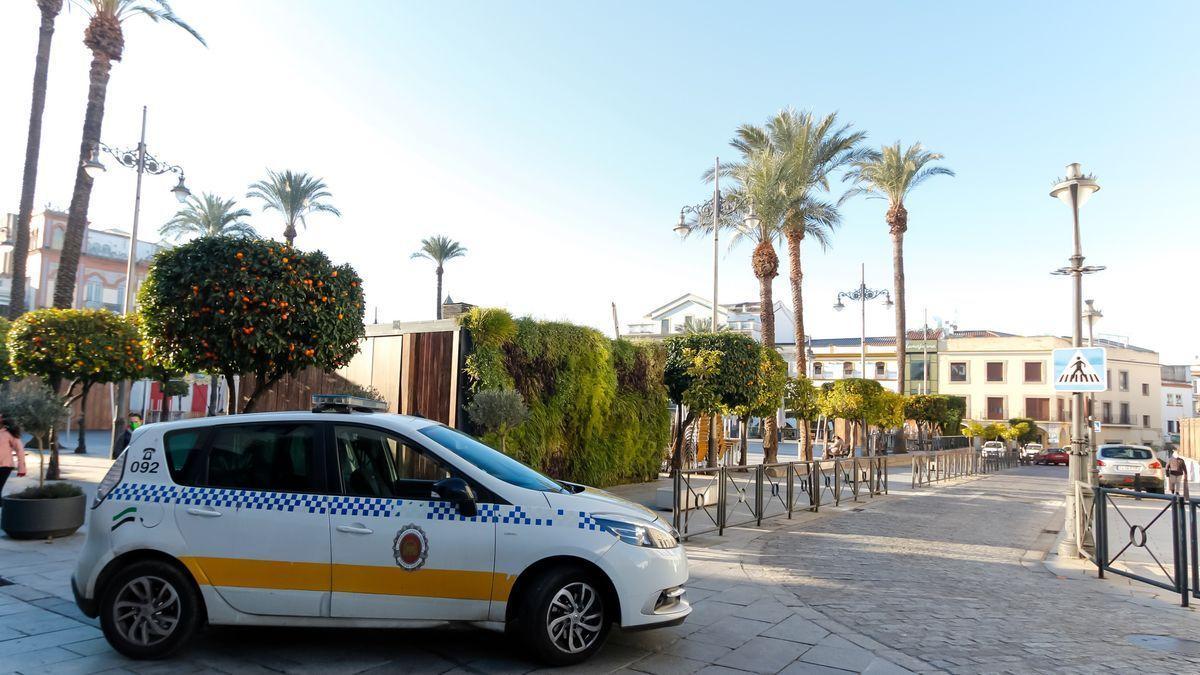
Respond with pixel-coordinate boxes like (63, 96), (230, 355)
(600, 540), (690, 629)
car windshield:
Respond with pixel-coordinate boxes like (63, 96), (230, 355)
(984, 442), (1002, 448)
(420, 425), (566, 493)
(1100, 446), (1153, 460)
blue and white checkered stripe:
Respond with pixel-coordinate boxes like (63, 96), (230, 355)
(426, 501), (502, 523)
(109, 483), (179, 504)
(328, 497), (397, 517)
(578, 512), (603, 531)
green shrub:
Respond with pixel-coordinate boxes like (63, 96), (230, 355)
(462, 309), (669, 487)
(9, 482), (84, 500)
(465, 388), (528, 453)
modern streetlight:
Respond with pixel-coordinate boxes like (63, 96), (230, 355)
(84, 105), (190, 458)
(1049, 162), (1103, 558)
(834, 263), (893, 455)
(674, 157), (751, 333)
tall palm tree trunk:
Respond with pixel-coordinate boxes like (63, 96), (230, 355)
(752, 240), (779, 464)
(284, 218), (296, 247)
(435, 266), (444, 319)
(888, 202), (908, 396)
(784, 228), (809, 460)
(56, 50), (114, 308)
(12, 0), (62, 318)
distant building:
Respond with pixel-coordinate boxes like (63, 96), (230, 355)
(1162, 365), (1194, 444)
(625, 293), (795, 344)
(1, 209), (164, 314)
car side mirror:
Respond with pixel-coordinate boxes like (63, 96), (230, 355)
(433, 477), (477, 518)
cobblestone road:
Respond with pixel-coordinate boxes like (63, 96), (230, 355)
(754, 467), (1200, 674)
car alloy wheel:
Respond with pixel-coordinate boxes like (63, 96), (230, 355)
(545, 581), (603, 654)
(112, 575), (181, 647)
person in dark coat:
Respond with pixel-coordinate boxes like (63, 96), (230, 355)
(117, 413), (143, 452)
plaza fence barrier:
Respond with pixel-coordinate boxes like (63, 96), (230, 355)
(908, 447), (1019, 487)
(671, 457), (888, 541)
(1085, 486), (1193, 607)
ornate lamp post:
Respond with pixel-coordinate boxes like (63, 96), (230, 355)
(834, 263), (893, 454)
(83, 106), (190, 457)
(1050, 162), (1102, 557)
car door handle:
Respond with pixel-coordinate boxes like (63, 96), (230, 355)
(186, 507), (221, 518)
(336, 524), (373, 535)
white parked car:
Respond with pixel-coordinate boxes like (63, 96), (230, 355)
(980, 440), (1006, 459)
(1021, 443), (1044, 461)
(1096, 444), (1164, 492)
(73, 398), (689, 665)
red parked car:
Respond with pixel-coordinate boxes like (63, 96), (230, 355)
(1034, 448), (1069, 466)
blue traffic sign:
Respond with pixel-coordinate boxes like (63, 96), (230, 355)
(1052, 347), (1107, 392)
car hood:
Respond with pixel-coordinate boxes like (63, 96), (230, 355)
(546, 483), (663, 524)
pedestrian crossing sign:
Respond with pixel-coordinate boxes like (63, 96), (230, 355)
(1052, 347), (1107, 392)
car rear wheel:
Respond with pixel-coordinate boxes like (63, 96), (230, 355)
(516, 565), (611, 666)
(99, 559), (200, 659)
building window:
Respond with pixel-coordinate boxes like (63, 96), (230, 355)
(875, 361), (885, 378)
(950, 362), (968, 382)
(1024, 361), (1044, 383)
(843, 361), (854, 377)
(1142, 414), (1151, 428)
(1142, 383), (1149, 396)
(1025, 398), (1050, 421)
(986, 397), (1005, 420)
(986, 362), (1004, 382)
(1169, 420), (1179, 433)
(812, 362), (823, 376)
(910, 360), (926, 382)
(1057, 398), (1068, 422)
(1118, 370), (1129, 392)
(51, 227), (64, 249)
(1102, 402), (1112, 424)
(1119, 402), (1130, 426)
(84, 280), (103, 308)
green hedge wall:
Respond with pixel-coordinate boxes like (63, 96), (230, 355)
(462, 308), (669, 487)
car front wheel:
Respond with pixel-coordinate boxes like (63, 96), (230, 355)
(517, 566), (611, 666)
(99, 559), (201, 659)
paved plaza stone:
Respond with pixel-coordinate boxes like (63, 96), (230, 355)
(3, 457), (1200, 673)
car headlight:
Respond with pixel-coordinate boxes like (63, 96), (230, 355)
(593, 515), (678, 549)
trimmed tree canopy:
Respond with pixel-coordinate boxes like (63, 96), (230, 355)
(663, 332), (760, 413)
(138, 236), (365, 411)
(8, 308), (143, 387)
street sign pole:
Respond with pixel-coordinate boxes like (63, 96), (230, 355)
(1053, 345), (1107, 557)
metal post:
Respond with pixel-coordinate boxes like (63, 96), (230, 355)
(110, 106), (149, 458)
(755, 465), (764, 526)
(786, 464), (794, 518)
(706, 159), (720, 469)
(1064, 182), (1088, 557)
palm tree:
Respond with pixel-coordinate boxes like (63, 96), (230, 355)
(160, 193), (255, 240)
(11, 0), (64, 319)
(754, 110), (868, 378)
(709, 140), (790, 464)
(53, 0), (204, 309)
(411, 236), (467, 319)
(246, 169), (341, 246)
(843, 142), (954, 394)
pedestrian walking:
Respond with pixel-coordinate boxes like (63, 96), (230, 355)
(1166, 448), (1189, 498)
(0, 415), (27, 496)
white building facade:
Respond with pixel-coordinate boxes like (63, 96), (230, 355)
(1162, 365), (1195, 445)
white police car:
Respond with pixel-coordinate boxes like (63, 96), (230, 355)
(73, 396), (689, 665)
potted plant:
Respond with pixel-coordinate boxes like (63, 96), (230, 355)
(1, 380), (81, 540)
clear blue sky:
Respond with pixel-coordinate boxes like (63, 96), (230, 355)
(1, 1), (1196, 361)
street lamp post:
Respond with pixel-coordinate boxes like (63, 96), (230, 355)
(84, 106), (191, 458)
(674, 160), (753, 468)
(834, 263), (893, 454)
(1049, 162), (1102, 558)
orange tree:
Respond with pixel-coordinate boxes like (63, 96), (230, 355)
(8, 308), (144, 477)
(138, 236), (365, 413)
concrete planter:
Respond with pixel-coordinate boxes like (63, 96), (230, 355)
(1, 493), (86, 540)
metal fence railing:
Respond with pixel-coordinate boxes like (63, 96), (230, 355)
(1089, 487), (1190, 606)
(672, 457), (889, 540)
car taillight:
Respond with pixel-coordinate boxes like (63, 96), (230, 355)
(1148, 461), (1162, 469)
(92, 450), (127, 509)
(1096, 460), (1105, 467)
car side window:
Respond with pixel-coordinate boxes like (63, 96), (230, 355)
(205, 423), (318, 493)
(335, 425), (451, 499)
(164, 429), (208, 486)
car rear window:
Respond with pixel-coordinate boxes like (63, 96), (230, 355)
(1100, 446), (1152, 460)
(164, 429), (208, 485)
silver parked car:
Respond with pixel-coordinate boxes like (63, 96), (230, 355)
(1096, 444), (1164, 492)
(980, 440), (1005, 459)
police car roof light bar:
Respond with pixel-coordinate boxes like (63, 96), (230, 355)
(311, 394), (388, 414)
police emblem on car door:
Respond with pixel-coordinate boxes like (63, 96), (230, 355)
(327, 424), (496, 620)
